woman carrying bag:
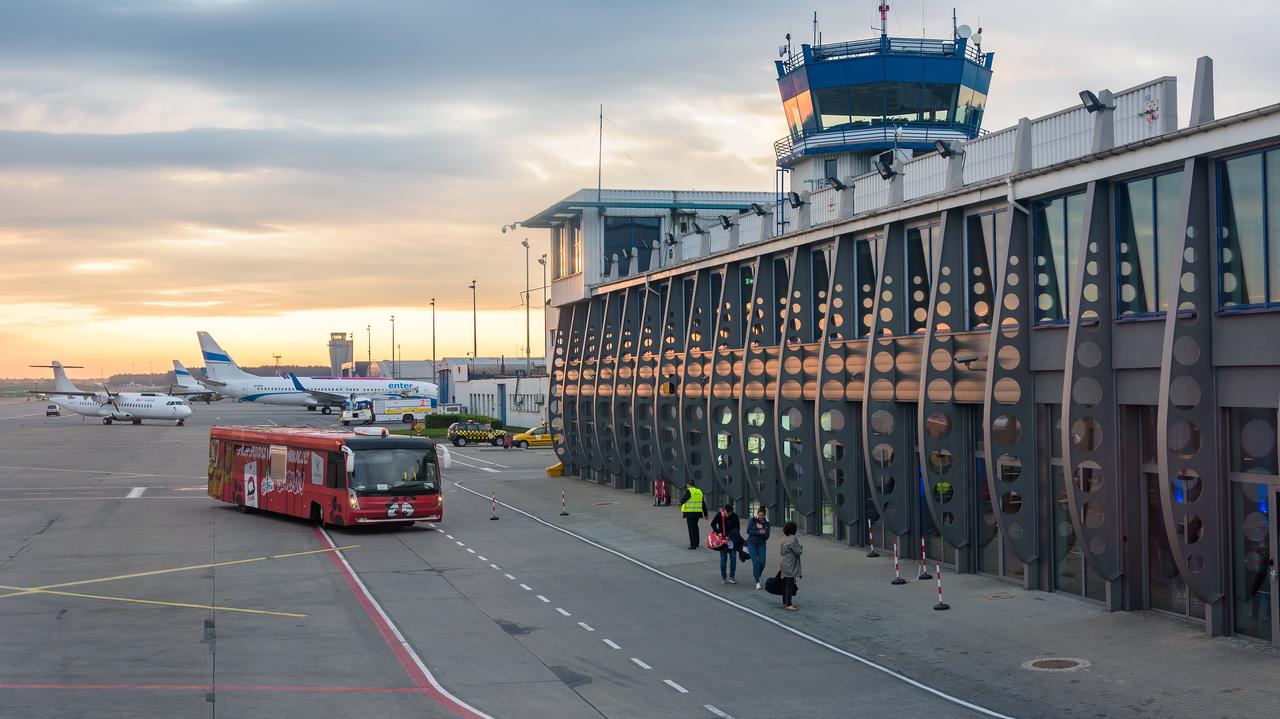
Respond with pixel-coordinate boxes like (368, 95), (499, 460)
(778, 521), (803, 611)
(708, 503), (744, 584)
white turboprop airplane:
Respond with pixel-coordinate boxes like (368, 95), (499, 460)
(169, 360), (221, 404)
(29, 362), (194, 426)
(196, 331), (438, 413)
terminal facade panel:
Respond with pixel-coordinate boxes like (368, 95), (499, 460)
(534, 47), (1280, 643)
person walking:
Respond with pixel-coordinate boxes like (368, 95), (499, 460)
(709, 503), (743, 584)
(779, 521), (803, 611)
(746, 507), (771, 589)
(679, 479), (707, 549)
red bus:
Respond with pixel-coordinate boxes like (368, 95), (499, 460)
(208, 426), (443, 526)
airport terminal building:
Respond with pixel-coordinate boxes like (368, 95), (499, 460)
(526, 30), (1280, 643)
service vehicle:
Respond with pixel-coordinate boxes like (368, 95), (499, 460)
(208, 425), (443, 526)
(45, 403), (61, 417)
(447, 420), (504, 447)
(339, 398), (437, 425)
(511, 424), (558, 448)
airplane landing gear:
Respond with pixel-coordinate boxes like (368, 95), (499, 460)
(307, 406), (316, 412)
(132, 419), (142, 425)
(102, 417), (112, 425)
(177, 419), (185, 427)
(321, 406), (332, 415)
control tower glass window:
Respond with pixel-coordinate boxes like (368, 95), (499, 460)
(604, 217), (660, 278)
(815, 82), (961, 130)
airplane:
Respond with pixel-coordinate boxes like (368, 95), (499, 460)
(28, 362), (194, 426)
(196, 331), (437, 413)
(169, 360), (221, 404)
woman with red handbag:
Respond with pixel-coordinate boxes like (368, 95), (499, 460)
(709, 503), (743, 584)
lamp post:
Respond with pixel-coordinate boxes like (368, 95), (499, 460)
(537, 252), (549, 428)
(389, 314), (396, 379)
(521, 238), (532, 372)
(469, 279), (477, 360)
(365, 324), (371, 375)
(430, 297), (437, 384)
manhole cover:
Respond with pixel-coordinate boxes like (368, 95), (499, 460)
(1021, 658), (1090, 672)
(593, 501), (617, 506)
(982, 592), (1016, 601)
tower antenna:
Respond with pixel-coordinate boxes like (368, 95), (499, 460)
(879, 2), (890, 37)
(812, 11), (818, 46)
(597, 104), (603, 203)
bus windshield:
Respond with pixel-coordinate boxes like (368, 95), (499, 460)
(349, 448), (439, 495)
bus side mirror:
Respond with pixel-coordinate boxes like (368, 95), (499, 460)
(342, 446), (354, 473)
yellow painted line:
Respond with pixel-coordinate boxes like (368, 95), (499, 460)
(0, 545), (360, 599)
(0, 585), (305, 617)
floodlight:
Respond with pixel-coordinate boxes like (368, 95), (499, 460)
(787, 191), (804, 209)
(750, 202), (767, 216)
(719, 215), (733, 230)
(664, 233), (678, 246)
(873, 158), (897, 180)
(691, 222), (706, 235)
(933, 140), (960, 158)
(826, 176), (847, 191)
(1078, 90), (1114, 113)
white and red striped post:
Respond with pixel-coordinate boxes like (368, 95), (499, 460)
(918, 534), (933, 580)
(891, 539), (906, 585)
(489, 490), (500, 521)
(866, 519), (880, 558)
(559, 489), (569, 516)
(933, 561), (950, 610)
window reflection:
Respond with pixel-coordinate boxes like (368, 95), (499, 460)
(1117, 172), (1184, 315)
(1033, 192), (1085, 322)
(965, 210), (1005, 328)
(906, 225), (938, 333)
(603, 217), (660, 277)
(1220, 152), (1268, 306)
(856, 237), (878, 337)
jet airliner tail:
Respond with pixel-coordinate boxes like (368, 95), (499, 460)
(196, 331), (257, 382)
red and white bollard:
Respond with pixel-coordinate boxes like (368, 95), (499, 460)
(891, 539), (906, 585)
(559, 489), (569, 516)
(918, 535), (933, 580)
(933, 561), (950, 610)
(866, 519), (880, 558)
(489, 490), (500, 521)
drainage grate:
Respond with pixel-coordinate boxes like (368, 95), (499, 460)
(1022, 658), (1090, 672)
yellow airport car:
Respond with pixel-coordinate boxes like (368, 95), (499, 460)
(511, 425), (559, 449)
(447, 421), (504, 447)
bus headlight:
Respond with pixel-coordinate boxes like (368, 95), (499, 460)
(348, 489), (361, 510)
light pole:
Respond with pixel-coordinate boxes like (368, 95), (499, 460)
(521, 238), (532, 372)
(390, 314), (396, 379)
(366, 324), (371, 375)
(469, 279), (478, 360)
(537, 253), (549, 428)
(430, 297), (437, 383)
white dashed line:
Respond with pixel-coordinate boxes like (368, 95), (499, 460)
(126, 487), (146, 498)
(477, 555), (487, 561)
(480, 467), (499, 473)
(518, 584), (532, 591)
(577, 622), (594, 632)
(503, 573), (516, 580)
(664, 679), (689, 694)
(465, 548), (476, 554)
(704, 705), (735, 719)
(23, 492), (51, 496)
(555, 607), (571, 617)
(455, 541), (465, 546)
(630, 658), (651, 670)
(536, 595), (550, 603)
(446, 534), (455, 539)
(602, 639), (620, 650)
(489, 564), (501, 570)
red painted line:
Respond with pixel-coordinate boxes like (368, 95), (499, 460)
(0, 683), (422, 693)
(311, 526), (490, 719)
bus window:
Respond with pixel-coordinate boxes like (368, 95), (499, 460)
(326, 453), (345, 489)
(270, 445), (287, 483)
(349, 448), (440, 496)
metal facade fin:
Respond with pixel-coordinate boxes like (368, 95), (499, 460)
(655, 277), (692, 487)
(578, 296), (606, 475)
(981, 206), (1040, 567)
(1061, 181), (1123, 581)
(710, 262), (753, 504)
(681, 269), (718, 492)
(549, 305), (575, 469)
(862, 223), (916, 538)
(613, 287), (643, 483)
(775, 245), (824, 525)
(919, 209), (973, 550)
(633, 281), (666, 486)
(738, 253), (787, 513)
(595, 292), (624, 479)
(1156, 156), (1225, 606)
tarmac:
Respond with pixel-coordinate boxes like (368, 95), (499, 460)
(0, 397), (1275, 718)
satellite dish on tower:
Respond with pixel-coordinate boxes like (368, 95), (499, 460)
(955, 24), (972, 39)
(972, 27), (983, 45)
(779, 45), (788, 58)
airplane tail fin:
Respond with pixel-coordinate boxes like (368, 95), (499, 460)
(172, 360), (205, 389)
(196, 331), (256, 382)
(29, 361), (85, 395)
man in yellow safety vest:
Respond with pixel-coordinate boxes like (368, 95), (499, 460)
(679, 479), (708, 549)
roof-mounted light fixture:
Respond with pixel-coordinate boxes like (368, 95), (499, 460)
(787, 191), (804, 209)
(663, 232), (678, 246)
(933, 140), (962, 158)
(873, 158), (897, 180)
(500, 222), (522, 233)
(719, 215), (733, 230)
(750, 202), (767, 216)
(826, 176), (847, 191)
(691, 222), (706, 235)
(1078, 89), (1115, 114)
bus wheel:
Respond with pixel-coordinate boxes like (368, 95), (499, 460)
(309, 503), (323, 525)
(321, 406), (332, 415)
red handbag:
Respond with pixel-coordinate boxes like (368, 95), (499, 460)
(706, 510), (728, 550)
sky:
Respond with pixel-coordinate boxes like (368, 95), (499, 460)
(2, 0), (1276, 379)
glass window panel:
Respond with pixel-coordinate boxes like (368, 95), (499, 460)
(1230, 407), (1278, 474)
(1269, 150), (1280, 303)
(1155, 172), (1185, 312)
(906, 226), (933, 333)
(856, 238), (877, 337)
(1065, 193), (1085, 317)
(1117, 178), (1155, 314)
(1052, 465), (1084, 595)
(1221, 154), (1266, 306)
(1034, 197), (1067, 322)
(966, 213), (995, 328)
(1231, 482), (1272, 639)
(794, 90), (816, 132)
(814, 86), (852, 131)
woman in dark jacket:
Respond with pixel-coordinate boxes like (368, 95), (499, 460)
(779, 521), (803, 610)
(709, 503), (744, 584)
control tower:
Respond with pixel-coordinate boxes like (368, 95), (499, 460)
(774, 5), (993, 183)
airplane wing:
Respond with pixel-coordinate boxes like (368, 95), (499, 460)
(201, 377), (227, 388)
(28, 390), (100, 398)
(287, 373), (349, 405)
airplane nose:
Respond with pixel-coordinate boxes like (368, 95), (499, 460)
(180, 406), (193, 418)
